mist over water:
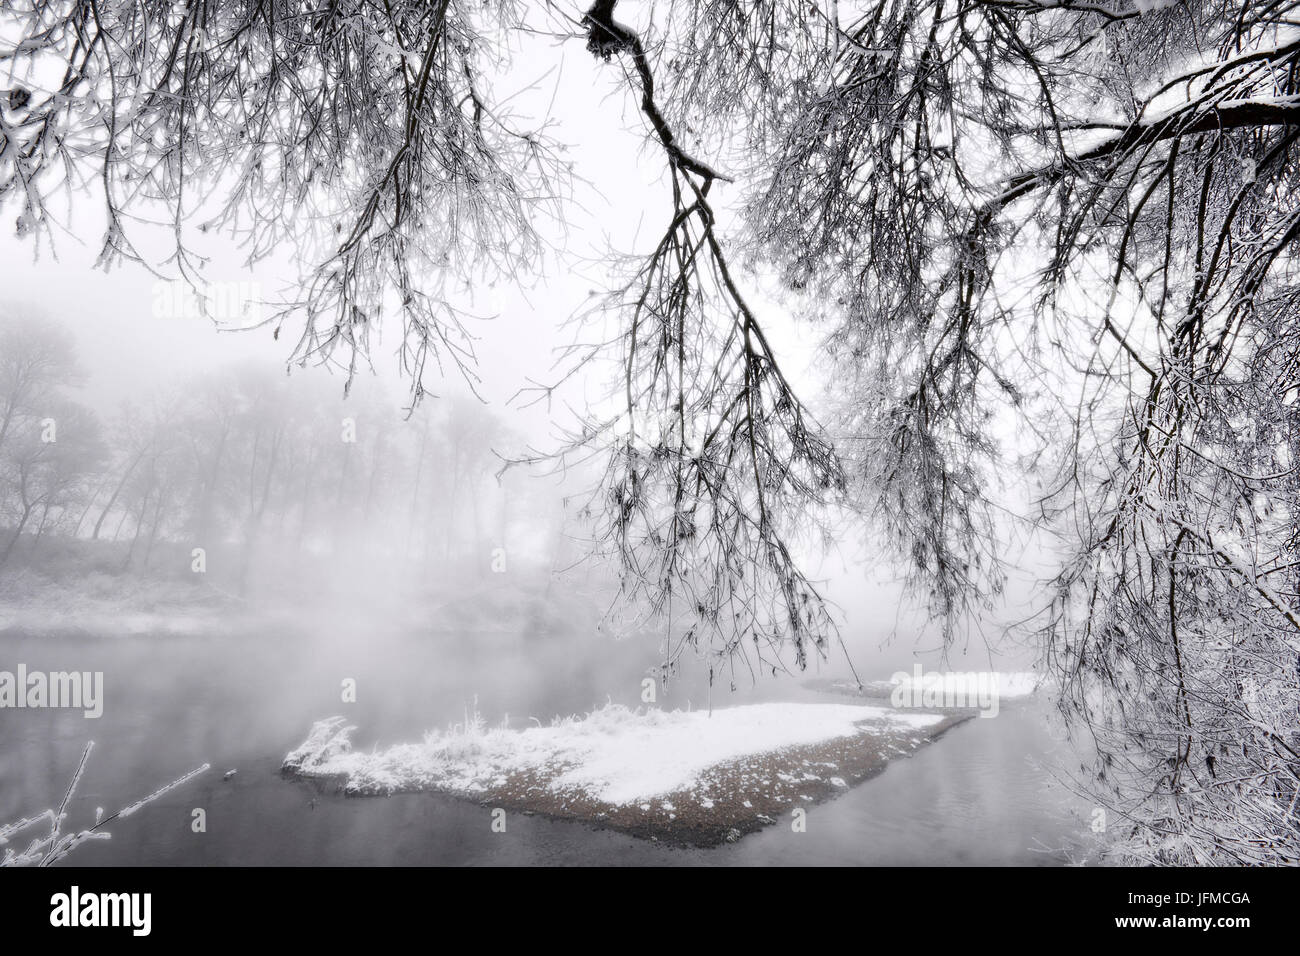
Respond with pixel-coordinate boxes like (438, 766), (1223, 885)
(0, 618), (1083, 865)
(0, 266), (1080, 866)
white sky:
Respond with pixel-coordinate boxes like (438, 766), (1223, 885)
(0, 4), (1034, 670)
(0, 11), (822, 439)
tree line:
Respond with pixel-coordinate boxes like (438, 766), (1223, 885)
(0, 315), (560, 586)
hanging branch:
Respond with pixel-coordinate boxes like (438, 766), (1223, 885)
(507, 1), (853, 684)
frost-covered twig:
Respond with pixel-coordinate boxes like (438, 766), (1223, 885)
(0, 742), (209, 867)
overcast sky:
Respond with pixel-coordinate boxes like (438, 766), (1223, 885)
(0, 10), (1032, 671)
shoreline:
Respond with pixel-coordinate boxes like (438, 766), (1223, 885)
(285, 711), (973, 847)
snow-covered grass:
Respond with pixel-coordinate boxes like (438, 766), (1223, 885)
(0, 742), (209, 867)
(0, 567), (238, 636)
(284, 701), (947, 805)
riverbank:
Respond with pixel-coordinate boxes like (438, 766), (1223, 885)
(0, 619), (1086, 863)
(0, 540), (615, 640)
(0, 569), (240, 636)
(282, 702), (972, 846)
(481, 712), (972, 846)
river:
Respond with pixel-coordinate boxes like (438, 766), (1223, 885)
(0, 619), (1090, 865)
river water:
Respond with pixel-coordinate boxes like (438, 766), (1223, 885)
(0, 619), (1090, 865)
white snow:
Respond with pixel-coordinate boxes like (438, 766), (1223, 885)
(284, 701), (945, 806)
(1132, 0), (1176, 12)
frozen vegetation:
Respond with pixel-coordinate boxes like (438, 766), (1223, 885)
(282, 701), (962, 844)
(285, 701), (941, 802)
(0, 742), (208, 867)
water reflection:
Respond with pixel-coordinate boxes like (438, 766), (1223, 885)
(0, 625), (1087, 865)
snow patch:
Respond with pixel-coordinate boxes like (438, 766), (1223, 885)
(284, 701), (944, 805)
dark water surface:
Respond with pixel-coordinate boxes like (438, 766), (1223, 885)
(0, 621), (1089, 865)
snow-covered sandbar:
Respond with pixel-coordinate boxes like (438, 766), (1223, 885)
(282, 702), (969, 845)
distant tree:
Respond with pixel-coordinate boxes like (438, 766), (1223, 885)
(0, 400), (106, 565)
(0, 317), (98, 563)
(90, 399), (160, 542)
(179, 374), (242, 547)
(112, 393), (192, 571)
(439, 396), (506, 566)
(4, 1), (1300, 860)
(0, 314), (80, 455)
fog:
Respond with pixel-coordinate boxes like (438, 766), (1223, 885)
(0, 6), (1073, 870)
(0, 282), (1038, 705)
(0, 291), (1066, 866)
(0, 18), (1038, 688)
